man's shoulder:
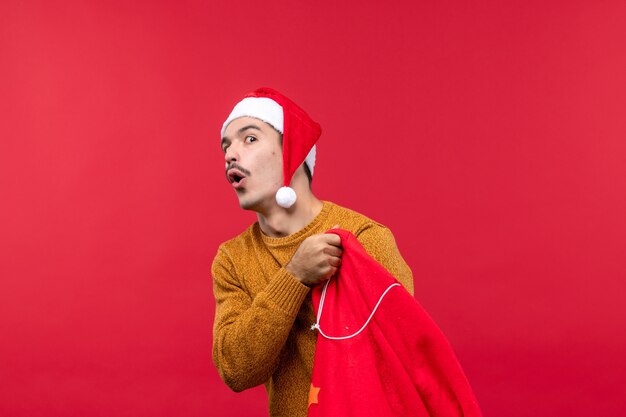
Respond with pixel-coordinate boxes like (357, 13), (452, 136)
(326, 201), (388, 235)
(215, 222), (260, 257)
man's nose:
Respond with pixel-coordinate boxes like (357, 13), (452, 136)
(224, 143), (240, 163)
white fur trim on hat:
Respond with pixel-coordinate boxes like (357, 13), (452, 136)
(221, 97), (284, 137)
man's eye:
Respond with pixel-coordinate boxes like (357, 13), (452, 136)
(245, 136), (257, 143)
(222, 144), (230, 153)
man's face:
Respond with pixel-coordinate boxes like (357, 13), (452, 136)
(221, 117), (284, 211)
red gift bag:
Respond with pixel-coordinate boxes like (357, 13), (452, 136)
(308, 229), (482, 417)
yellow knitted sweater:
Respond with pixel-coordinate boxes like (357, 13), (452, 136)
(211, 201), (414, 417)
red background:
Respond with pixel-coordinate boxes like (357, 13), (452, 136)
(1, 1), (625, 416)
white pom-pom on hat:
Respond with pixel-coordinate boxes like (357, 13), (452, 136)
(276, 186), (297, 208)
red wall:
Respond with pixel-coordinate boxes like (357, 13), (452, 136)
(1, 1), (625, 416)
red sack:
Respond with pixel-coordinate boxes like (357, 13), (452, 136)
(308, 229), (482, 417)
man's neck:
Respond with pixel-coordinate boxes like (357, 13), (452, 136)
(257, 195), (324, 238)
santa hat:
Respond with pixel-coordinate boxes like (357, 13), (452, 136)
(221, 87), (322, 208)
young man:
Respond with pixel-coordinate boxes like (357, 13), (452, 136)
(211, 88), (414, 417)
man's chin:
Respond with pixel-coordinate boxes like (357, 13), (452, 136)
(238, 200), (255, 211)
(237, 194), (272, 212)
(237, 195), (259, 211)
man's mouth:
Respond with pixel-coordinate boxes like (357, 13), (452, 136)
(227, 169), (247, 188)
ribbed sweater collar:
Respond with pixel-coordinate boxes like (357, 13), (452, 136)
(257, 201), (333, 249)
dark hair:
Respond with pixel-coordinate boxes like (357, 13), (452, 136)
(303, 162), (313, 186)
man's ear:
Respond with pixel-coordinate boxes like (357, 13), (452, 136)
(291, 163), (313, 188)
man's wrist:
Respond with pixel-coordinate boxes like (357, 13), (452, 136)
(285, 263), (311, 287)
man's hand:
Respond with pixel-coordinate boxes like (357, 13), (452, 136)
(286, 229), (342, 287)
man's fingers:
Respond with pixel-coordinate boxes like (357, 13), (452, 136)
(326, 266), (338, 279)
(328, 256), (341, 268)
(323, 245), (342, 257)
(323, 234), (342, 248)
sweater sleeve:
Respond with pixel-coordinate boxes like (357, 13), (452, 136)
(211, 246), (311, 392)
(354, 224), (415, 296)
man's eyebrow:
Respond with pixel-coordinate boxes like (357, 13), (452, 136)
(221, 124), (263, 147)
(237, 124), (262, 134)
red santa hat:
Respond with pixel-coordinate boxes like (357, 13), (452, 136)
(221, 87), (322, 208)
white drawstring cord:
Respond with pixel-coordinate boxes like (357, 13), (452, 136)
(311, 279), (400, 340)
